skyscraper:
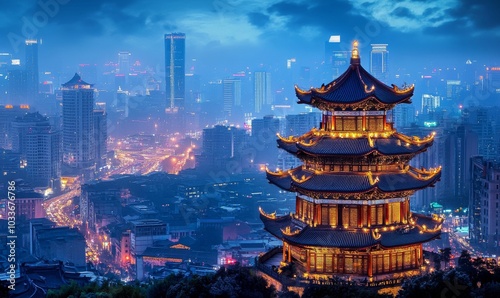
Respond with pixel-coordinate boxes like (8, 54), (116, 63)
(324, 35), (349, 80)
(62, 73), (95, 172)
(93, 110), (107, 171)
(25, 39), (39, 104)
(370, 44), (388, 82)
(10, 112), (61, 188)
(117, 51), (131, 75)
(222, 79), (241, 118)
(164, 33), (185, 109)
(254, 71), (272, 114)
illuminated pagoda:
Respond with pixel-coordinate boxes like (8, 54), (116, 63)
(259, 41), (442, 282)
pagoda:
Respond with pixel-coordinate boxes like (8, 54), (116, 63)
(259, 41), (442, 281)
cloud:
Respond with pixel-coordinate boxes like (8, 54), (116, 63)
(346, 0), (459, 32)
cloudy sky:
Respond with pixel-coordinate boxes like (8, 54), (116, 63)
(0, 0), (499, 75)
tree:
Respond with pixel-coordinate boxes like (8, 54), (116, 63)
(439, 247), (452, 269)
(433, 254), (442, 271)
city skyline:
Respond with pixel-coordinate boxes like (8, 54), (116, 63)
(0, 0), (498, 76)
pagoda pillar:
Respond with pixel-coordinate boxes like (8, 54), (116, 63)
(367, 205), (371, 227)
(368, 254), (373, 277)
(332, 115), (336, 130)
(400, 201), (405, 224)
(419, 245), (423, 266)
(288, 245), (292, 262)
(315, 204), (321, 226)
(296, 197), (301, 218)
(383, 114), (387, 130)
(283, 243), (287, 261)
(362, 115), (366, 130)
(357, 205), (362, 227)
(306, 250), (310, 273)
(384, 204), (390, 225)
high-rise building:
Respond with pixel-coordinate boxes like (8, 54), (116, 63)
(258, 41), (441, 283)
(254, 71), (272, 114)
(164, 33), (185, 109)
(223, 79), (241, 118)
(443, 125), (478, 206)
(324, 35), (349, 80)
(251, 115), (281, 167)
(370, 44), (388, 83)
(421, 94), (441, 114)
(8, 65), (27, 104)
(10, 112), (61, 188)
(462, 106), (500, 160)
(470, 157), (500, 253)
(62, 73), (95, 172)
(25, 39), (39, 104)
(117, 51), (131, 75)
(93, 110), (107, 171)
(196, 125), (248, 171)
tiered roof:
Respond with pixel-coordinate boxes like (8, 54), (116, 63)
(277, 131), (435, 157)
(260, 212), (442, 249)
(266, 166), (441, 196)
(295, 41), (413, 110)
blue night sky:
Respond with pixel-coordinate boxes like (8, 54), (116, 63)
(0, 0), (499, 75)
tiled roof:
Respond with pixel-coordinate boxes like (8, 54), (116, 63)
(266, 166), (441, 194)
(260, 213), (440, 248)
(278, 135), (432, 157)
(295, 62), (413, 106)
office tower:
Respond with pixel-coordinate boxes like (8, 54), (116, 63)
(222, 79), (241, 118)
(251, 115), (281, 167)
(259, 41), (441, 282)
(254, 71), (272, 114)
(470, 157), (500, 252)
(117, 51), (131, 75)
(392, 105), (415, 129)
(93, 110), (107, 170)
(486, 66), (500, 95)
(443, 125), (478, 206)
(25, 39), (39, 104)
(284, 112), (321, 137)
(8, 64), (27, 103)
(462, 106), (500, 160)
(10, 112), (61, 188)
(164, 33), (185, 109)
(421, 94), (441, 114)
(324, 35), (349, 80)
(196, 125), (248, 171)
(0, 104), (31, 148)
(0, 53), (11, 103)
(370, 44), (389, 83)
(62, 73), (95, 172)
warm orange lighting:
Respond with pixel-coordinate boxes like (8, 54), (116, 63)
(5, 105), (13, 109)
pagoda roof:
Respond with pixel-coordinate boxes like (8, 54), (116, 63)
(277, 131), (434, 157)
(62, 73), (93, 88)
(260, 212), (441, 249)
(266, 166), (441, 195)
(295, 42), (413, 109)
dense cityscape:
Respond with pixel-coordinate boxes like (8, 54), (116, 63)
(1, 0), (500, 297)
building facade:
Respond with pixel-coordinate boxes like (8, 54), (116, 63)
(62, 73), (95, 172)
(470, 156), (500, 253)
(10, 112), (61, 188)
(259, 41), (442, 282)
(164, 33), (185, 110)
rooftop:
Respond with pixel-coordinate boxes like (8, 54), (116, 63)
(295, 41), (413, 109)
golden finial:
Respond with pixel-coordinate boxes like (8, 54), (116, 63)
(352, 40), (359, 59)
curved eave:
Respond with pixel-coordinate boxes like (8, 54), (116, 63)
(297, 94), (412, 107)
(260, 210), (442, 249)
(266, 167), (441, 194)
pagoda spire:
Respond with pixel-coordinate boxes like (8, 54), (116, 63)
(351, 40), (360, 65)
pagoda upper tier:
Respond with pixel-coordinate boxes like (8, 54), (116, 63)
(266, 165), (441, 199)
(277, 130), (435, 159)
(295, 41), (413, 111)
